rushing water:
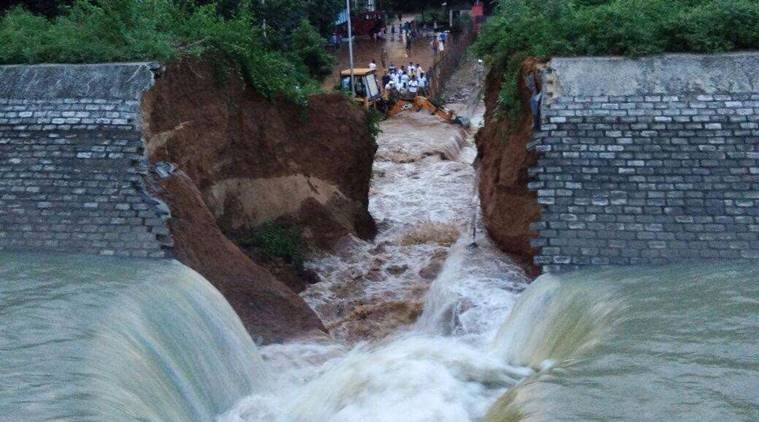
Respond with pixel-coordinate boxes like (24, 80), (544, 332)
(3, 256), (757, 421)
(486, 264), (759, 421)
(3, 60), (758, 420)
(0, 253), (266, 421)
(221, 75), (533, 420)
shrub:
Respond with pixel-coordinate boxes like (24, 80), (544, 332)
(243, 222), (305, 266)
(473, 0), (759, 119)
(289, 19), (334, 80)
(365, 108), (383, 146)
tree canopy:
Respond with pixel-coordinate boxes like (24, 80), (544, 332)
(0, 0), (342, 103)
(474, 0), (759, 118)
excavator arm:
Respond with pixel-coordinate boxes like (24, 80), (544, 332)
(384, 95), (462, 125)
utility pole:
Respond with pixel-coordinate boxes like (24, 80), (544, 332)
(261, 0), (267, 39)
(346, 0), (355, 98)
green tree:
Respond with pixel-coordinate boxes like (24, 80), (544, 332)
(289, 18), (334, 79)
(305, 0), (342, 36)
(473, 0), (759, 119)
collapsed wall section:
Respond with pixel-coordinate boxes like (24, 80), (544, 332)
(0, 63), (172, 257)
(529, 53), (759, 273)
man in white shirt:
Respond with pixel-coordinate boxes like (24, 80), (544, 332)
(418, 72), (428, 94)
(408, 76), (419, 96)
(400, 71), (410, 91)
(369, 60), (377, 71)
(392, 70), (401, 87)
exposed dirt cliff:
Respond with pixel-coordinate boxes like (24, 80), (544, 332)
(142, 57), (376, 251)
(155, 171), (325, 342)
(475, 58), (543, 277)
(139, 57), (378, 342)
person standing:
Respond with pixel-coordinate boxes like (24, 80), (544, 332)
(419, 72), (428, 95)
(432, 37), (439, 56)
(405, 35), (412, 55)
(381, 49), (388, 70)
(369, 60), (377, 71)
(382, 72), (391, 88)
(408, 75), (419, 97)
(400, 71), (410, 91)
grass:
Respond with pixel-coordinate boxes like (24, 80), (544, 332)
(239, 222), (305, 267)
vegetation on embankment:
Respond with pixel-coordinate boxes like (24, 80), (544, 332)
(0, 0), (337, 104)
(473, 0), (759, 120)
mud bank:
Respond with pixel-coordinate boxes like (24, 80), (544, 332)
(475, 59), (543, 277)
(141, 57), (378, 342)
(156, 171), (325, 342)
(142, 57), (377, 250)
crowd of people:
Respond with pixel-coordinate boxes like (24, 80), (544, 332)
(379, 62), (429, 98)
(334, 15), (455, 100)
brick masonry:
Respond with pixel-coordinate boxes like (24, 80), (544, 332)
(529, 53), (759, 273)
(0, 63), (172, 257)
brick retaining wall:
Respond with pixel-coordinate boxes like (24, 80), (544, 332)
(0, 63), (172, 257)
(529, 53), (759, 272)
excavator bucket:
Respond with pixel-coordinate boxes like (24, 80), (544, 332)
(384, 95), (466, 126)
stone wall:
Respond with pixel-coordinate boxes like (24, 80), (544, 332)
(0, 63), (172, 257)
(529, 53), (759, 273)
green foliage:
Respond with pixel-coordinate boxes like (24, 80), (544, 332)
(289, 19), (334, 80)
(474, 0), (759, 118)
(0, 0), (333, 104)
(383, 0), (435, 13)
(304, 0), (344, 37)
(365, 108), (383, 146)
(244, 222), (304, 266)
(415, 8), (446, 25)
(0, 0), (74, 17)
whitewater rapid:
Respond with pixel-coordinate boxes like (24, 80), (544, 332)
(220, 91), (533, 420)
(2, 253), (757, 420)
(3, 60), (757, 420)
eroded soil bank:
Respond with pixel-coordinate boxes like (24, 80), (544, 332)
(141, 57), (378, 342)
(475, 59), (544, 277)
(142, 57), (377, 250)
(156, 171), (325, 342)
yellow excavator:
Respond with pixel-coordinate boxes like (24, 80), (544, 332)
(339, 68), (467, 127)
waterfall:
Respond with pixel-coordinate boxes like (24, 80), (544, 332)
(490, 272), (623, 369)
(485, 263), (759, 421)
(3, 253), (757, 422)
(0, 253), (267, 421)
